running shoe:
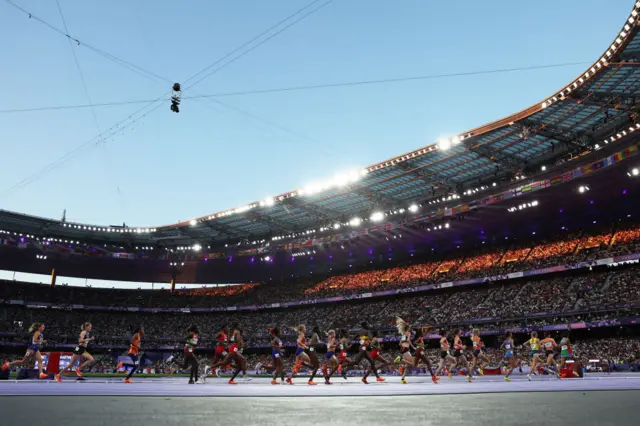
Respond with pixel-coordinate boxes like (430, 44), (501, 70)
(123, 379), (132, 384)
(286, 378), (294, 385)
(341, 371), (348, 380)
(308, 380), (317, 386)
(228, 380), (238, 385)
(394, 356), (402, 364)
(54, 374), (61, 383)
(400, 379), (408, 384)
(504, 376), (511, 382)
(188, 379), (195, 384)
(361, 378), (368, 384)
(325, 379), (332, 385)
(447, 372), (453, 379)
(478, 367), (484, 376)
(467, 375), (473, 382)
(1, 362), (8, 371)
(527, 375), (532, 382)
(74, 367), (83, 377)
(39, 373), (48, 379)
(432, 376), (439, 384)
(376, 377), (385, 382)
(271, 379), (279, 385)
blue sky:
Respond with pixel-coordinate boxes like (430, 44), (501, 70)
(0, 0), (631, 227)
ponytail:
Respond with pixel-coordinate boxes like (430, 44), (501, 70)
(28, 323), (41, 333)
(81, 322), (91, 331)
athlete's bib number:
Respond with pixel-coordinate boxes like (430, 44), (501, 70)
(187, 347), (193, 353)
(309, 347), (315, 352)
(75, 347), (80, 352)
(274, 353), (280, 358)
(561, 345), (568, 351)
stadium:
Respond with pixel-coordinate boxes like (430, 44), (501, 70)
(1, 1), (640, 425)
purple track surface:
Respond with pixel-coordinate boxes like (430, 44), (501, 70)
(1, 373), (639, 396)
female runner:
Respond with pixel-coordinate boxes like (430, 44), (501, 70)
(211, 324), (248, 384)
(116, 326), (144, 383)
(396, 318), (416, 384)
(501, 331), (518, 382)
(559, 332), (580, 378)
(55, 322), (95, 381)
(286, 324), (315, 385)
(183, 325), (200, 384)
(2, 322), (48, 379)
(412, 326), (439, 384)
(522, 331), (541, 380)
(369, 330), (393, 372)
(540, 332), (560, 376)
(269, 327), (285, 384)
(210, 326), (229, 377)
(452, 329), (471, 379)
(306, 326), (323, 385)
(435, 331), (456, 379)
(470, 328), (490, 377)
(323, 329), (339, 384)
(341, 323), (384, 384)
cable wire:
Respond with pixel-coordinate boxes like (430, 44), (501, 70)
(0, 61), (591, 114)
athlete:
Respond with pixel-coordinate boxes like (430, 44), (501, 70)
(322, 329), (340, 384)
(211, 326), (229, 377)
(342, 323), (384, 384)
(521, 331), (542, 381)
(306, 326), (324, 385)
(452, 329), (471, 378)
(369, 330), (393, 372)
(411, 326), (439, 384)
(115, 326), (144, 383)
(55, 322), (95, 381)
(211, 324), (248, 384)
(470, 328), (490, 377)
(559, 332), (580, 378)
(269, 327), (285, 384)
(395, 317), (416, 383)
(287, 324), (314, 385)
(183, 325), (200, 384)
(2, 322), (49, 379)
(435, 331), (456, 379)
(540, 332), (560, 377)
(336, 330), (352, 379)
(501, 331), (518, 382)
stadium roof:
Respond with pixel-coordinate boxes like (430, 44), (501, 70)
(2, 2), (640, 248)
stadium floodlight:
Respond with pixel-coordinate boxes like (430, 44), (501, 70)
(264, 197), (275, 207)
(189, 219), (197, 226)
(445, 223), (450, 229)
(632, 168), (639, 177)
(333, 223), (341, 230)
(349, 217), (362, 227)
(437, 138), (451, 151)
(578, 185), (590, 193)
(541, 165), (547, 171)
(451, 135), (461, 145)
(192, 244), (202, 252)
(370, 211), (384, 222)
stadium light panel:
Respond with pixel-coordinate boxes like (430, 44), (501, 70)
(370, 212), (384, 222)
(632, 168), (639, 176)
(408, 204), (419, 213)
(264, 197), (275, 207)
(349, 217), (362, 227)
(192, 244), (202, 252)
(189, 219), (197, 226)
(437, 138), (451, 151)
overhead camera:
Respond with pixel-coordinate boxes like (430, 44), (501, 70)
(171, 83), (182, 113)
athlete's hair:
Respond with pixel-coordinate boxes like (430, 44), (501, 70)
(506, 331), (513, 338)
(414, 327), (423, 339)
(545, 331), (551, 338)
(562, 331), (570, 338)
(187, 325), (200, 334)
(472, 328), (480, 336)
(28, 323), (42, 333)
(453, 329), (461, 337)
(296, 324), (306, 333)
(531, 331), (538, 338)
(312, 326), (321, 334)
(270, 327), (280, 337)
(81, 322), (92, 331)
(132, 325), (143, 334)
(360, 322), (370, 330)
(396, 317), (409, 335)
(372, 330), (379, 338)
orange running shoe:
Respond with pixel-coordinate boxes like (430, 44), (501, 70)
(337, 364), (343, 373)
(432, 376), (439, 384)
(271, 379), (279, 385)
(55, 374), (61, 383)
(361, 378), (368, 384)
(39, 373), (48, 379)
(124, 379), (132, 384)
(307, 380), (317, 385)
(228, 380), (238, 385)
(74, 367), (83, 377)
(286, 378), (294, 385)
(1, 362), (8, 371)
(376, 377), (385, 382)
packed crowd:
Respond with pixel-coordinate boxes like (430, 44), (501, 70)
(2, 224), (639, 309)
(1, 267), (638, 350)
